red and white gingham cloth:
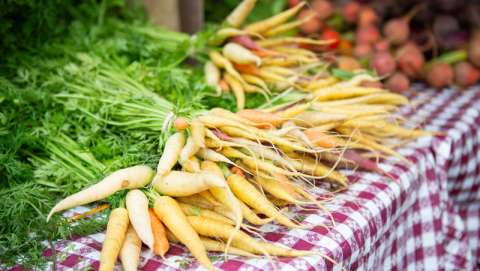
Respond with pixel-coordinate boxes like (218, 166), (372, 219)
(21, 87), (480, 271)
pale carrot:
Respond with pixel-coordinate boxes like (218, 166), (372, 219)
(257, 37), (333, 47)
(182, 156), (201, 173)
(227, 174), (302, 228)
(223, 42), (261, 66)
(126, 189), (154, 250)
(224, 73), (245, 110)
(156, 132), (185, 176)
(47, 165), (154, 221)
(99, 207), (129, 271)
(204, 61), (221, 95)
(243, 2), (306, 34)
(209, 51), (246, 85)
(226, 0), (257, 27)
(120, 226), (142, 271)
(304, 129), (338, 148)
(166, 230), (256, 257)
(187, 216), (319, 256)
(264, 14), (315, 37)
(237, 109), (285, 127)
(148, 209), (169, 257)
(191, 119), (206, 148)
(179, 136), (200, 164)
(153, 196), (213, 270)
(154, 170), (227, 197)
(179, 202), (234, 225)
(313, 86), (384, 101)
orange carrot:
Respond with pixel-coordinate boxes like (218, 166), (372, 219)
(149, 209), (169, 257)
(237, 109), (285, 127)
(304, 129), (337, 148)
(233, 63), (259, 75)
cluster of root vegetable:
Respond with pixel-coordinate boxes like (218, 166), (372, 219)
(205, 0), (337, 110)
(43, 2), (435, 270)
(46, 75), (430, 270)
(293, 0), (480, 91)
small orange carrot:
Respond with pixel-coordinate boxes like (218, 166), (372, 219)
(219, 79), (230, 92)
(149, 209), (169, 257)
(304, 129), (338, 148)
(237, 109), (285, 127)
(173, 117), (189, 131)
(230, 166), (246, 178)
(233, 63), (259, 75)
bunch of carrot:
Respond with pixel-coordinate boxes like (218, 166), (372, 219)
(46, 111), (346, 270)
(205, 0), (336, 110)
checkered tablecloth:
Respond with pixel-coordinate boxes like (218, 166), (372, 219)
(24, 87), (480, 271)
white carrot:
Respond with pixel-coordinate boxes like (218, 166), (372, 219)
(226, 0), (257, 27)
(126, 189), (154, 250)
(191, 119), (206, 148)
(179, 136), (200, 164)
(156, 132), (185, 176)
(154, 171), (227, 197)
(223, 43), (261, 66)
(47, 165), (154, 221)
(120, 226), (142, 271)
(204, 61), (221, 95)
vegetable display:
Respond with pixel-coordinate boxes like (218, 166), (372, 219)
(292, 0), (480, 90)
(0, 0), (456, 270)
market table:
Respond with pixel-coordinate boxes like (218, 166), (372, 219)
(28, 86), (480, 271)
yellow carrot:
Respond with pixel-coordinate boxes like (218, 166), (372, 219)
(126, 189), (154, 250)
(156, 132), (185, 176)
(224, 73), (245, 110)
(154, 196), (213, 270)
(100, 207), (129, 271)
(120, 226), (142, 271)
(227, 174), (302, 228)
(187, 216), (319, 257)
(257, 37), (333, 47)
(179, 136), (200, 164)
(237, 109), (285, 127)
(166, 230), (256, 257)
(179, 202), (234, 225)
(226, 0), (257, 27)
(191, 119), (206, 148)
(264, 14), (315, 37)
(243, 2), (306, 34)
(313, 86), (385, 101)
(154, 170), (227, 197)
(209, 51), (246, 85)
(204, 61), (221, 95)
